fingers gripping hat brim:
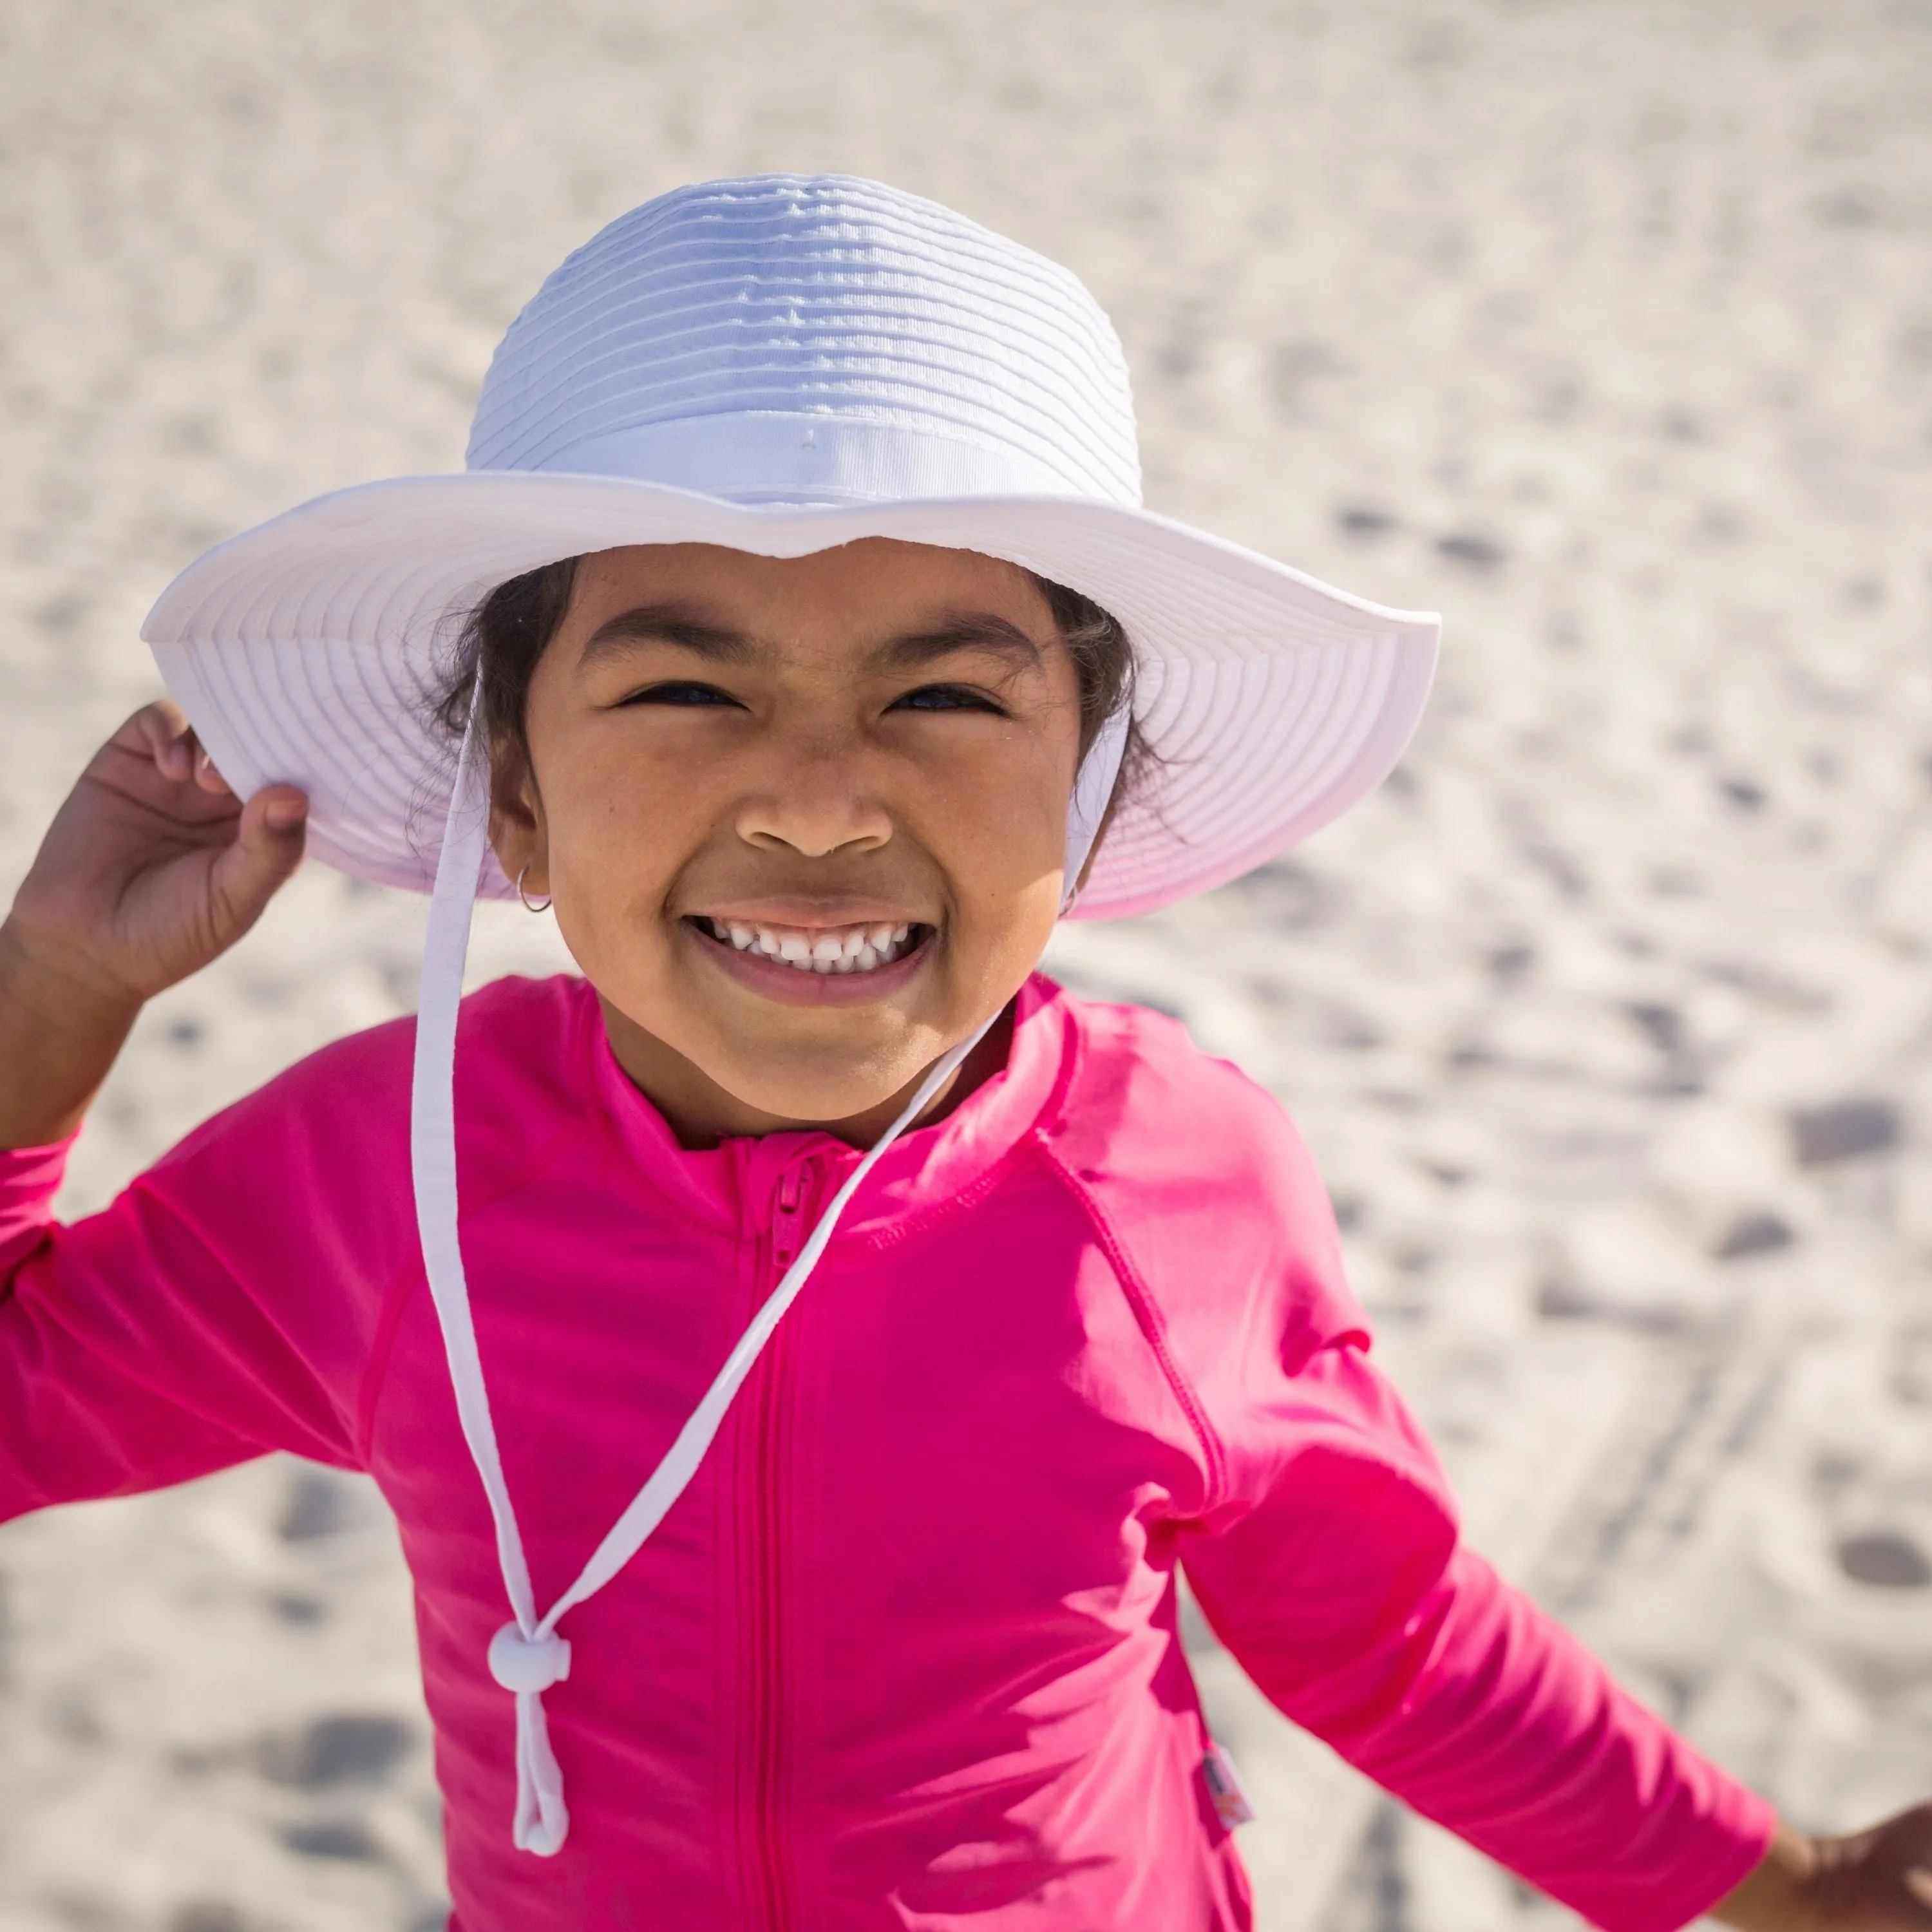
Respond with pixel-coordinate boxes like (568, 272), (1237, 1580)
(143, 471), (1438, 921)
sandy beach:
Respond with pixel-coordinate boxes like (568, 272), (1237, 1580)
(2, 2), (1930, 1926)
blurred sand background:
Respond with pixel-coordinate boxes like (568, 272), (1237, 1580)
(3, 1), (1931, 1927)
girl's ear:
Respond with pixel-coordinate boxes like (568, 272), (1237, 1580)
(487, 734), (547, 893)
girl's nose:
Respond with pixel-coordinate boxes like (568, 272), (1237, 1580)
(734, 752), (893, 860)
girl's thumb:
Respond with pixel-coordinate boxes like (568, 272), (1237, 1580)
(260, 793), (309, 837)
(213, 788), (308, 928)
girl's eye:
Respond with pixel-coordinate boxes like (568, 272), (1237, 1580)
(618, 681), (743, 708)
(889, 684), (1003, 715)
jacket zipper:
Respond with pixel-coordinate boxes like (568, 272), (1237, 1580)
(744, 1160), (807, 1932)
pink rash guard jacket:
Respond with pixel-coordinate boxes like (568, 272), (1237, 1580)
(0, 973), (1772, 1932)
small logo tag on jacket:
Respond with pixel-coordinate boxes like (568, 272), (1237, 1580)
(1201, 1739), (1256, 1828)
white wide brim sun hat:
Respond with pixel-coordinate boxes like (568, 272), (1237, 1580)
(137, 175), (1443, 1861)
(142, 173), (1438, 923)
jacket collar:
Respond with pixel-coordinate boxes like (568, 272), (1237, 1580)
(577, 974), (1076, 1239)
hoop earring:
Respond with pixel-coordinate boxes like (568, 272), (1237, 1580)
(516, 864), (553, 914)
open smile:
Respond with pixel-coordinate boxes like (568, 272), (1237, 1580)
(681, 913), (936, 1008)
(687, 916), (933, 978)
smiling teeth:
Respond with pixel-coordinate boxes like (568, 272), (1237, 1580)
(708, 918), (916, 974)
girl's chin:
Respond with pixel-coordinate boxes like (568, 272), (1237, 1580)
(688, 1028), (956, 1134)
(679, 916), (938, 1009)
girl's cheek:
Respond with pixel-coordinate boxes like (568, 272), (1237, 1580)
(549, 785), (692, 961)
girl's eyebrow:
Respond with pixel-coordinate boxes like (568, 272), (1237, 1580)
(578, 603), (755, 667)
(578, 605), (1047, 672)
(873, 615), (1045, 672)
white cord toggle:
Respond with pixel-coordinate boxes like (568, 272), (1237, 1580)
(410, 700), (1124, 1858)
(489, 1622), (573, 1694)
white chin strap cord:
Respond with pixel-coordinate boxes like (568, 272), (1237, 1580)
(409, 695), (1128, 1857)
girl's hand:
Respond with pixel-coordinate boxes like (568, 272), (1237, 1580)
(1715, 1812), (1932, 1932)
(6, 701), (307, 1001)
(0, 702), (307, 1148)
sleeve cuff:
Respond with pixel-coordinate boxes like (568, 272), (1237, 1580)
(1624, 1783), (1781, 1932)
(0, 1133), (77, 1257)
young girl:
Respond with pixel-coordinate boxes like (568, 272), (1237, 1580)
(0, 174), (1925, 1932)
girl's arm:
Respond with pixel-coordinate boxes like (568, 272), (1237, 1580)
(0, 1119), (370, 1515)
(0, 704), (345, 1510)
(1181, 1343), (1932, 1932)
(0, 701), (307, 1149)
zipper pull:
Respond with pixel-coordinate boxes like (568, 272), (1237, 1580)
(772, 1164), (808, 1271)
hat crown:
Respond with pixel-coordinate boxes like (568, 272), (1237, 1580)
(464, 175), (1142, 509)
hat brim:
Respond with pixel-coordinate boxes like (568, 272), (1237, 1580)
(142, 471), (1439, 921)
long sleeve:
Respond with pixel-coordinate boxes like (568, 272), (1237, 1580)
(0, 1127), (376, 1517)
(1180, 1343), (1776, 1932)
(0, 1014), (437, 1520)
(0, 1136), (269, 1508)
